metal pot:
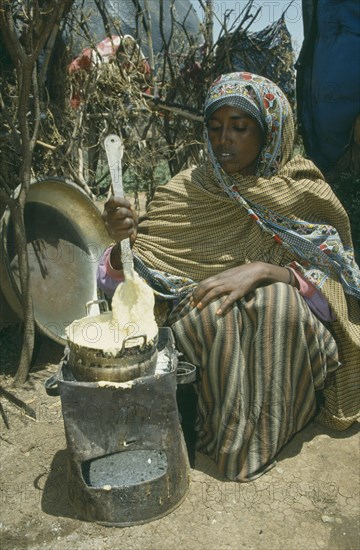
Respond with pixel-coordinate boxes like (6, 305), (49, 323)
(67, 333), (158, 383)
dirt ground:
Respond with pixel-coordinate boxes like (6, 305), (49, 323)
(0, 331), (359, 550)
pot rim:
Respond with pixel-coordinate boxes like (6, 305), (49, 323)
(67, 332), (158, 359)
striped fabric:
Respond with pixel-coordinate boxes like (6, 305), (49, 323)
(168, 283), (340, 481)
(98, 71), (358, 480)
(127, 72), (359, 480)
(134, 159), (360, 430)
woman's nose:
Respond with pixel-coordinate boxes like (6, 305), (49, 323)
(219, 126), (231, 144)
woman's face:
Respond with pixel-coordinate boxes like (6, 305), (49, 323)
(207, 105), (264, 175)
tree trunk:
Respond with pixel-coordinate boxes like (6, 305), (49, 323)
(12, 56), (37, 385)
(12, 201), (35, 386)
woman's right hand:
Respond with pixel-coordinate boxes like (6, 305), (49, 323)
(102, 196), (138, 245)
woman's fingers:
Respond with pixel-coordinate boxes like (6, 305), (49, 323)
(190, 283), (242, 315)
(191, 274), (238, 309)
(190, 277), (222, 306)
(102, 196), (138, 242)
(103, 205), (134, 223)
(103, 213), (135, 240)
(104, 196), (132, 211)
(191, 270), (238, 303)
(190, 265), (262, 314)
(215, 292), (242, 316)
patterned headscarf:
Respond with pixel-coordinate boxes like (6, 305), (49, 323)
(204, 72), (294, 176)
(203, 72), (360, 298)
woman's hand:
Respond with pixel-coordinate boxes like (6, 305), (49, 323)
(102, 196), (139, 245)
(102, 197), (139, 270)
(190, 262), (292, 315)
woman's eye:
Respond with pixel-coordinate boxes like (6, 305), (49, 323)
(208, 126), (247, 132)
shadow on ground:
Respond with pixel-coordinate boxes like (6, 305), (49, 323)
(38, 449), (82, 521)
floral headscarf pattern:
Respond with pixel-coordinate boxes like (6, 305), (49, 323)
(204, 72), (294, 176)
(204, 72), (360, 298)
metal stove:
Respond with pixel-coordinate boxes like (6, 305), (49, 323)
(46, 327), (194, 526)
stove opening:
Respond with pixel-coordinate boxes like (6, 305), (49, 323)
(82, 449), (168, 488)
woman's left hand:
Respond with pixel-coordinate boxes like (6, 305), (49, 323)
(190, 262), (290, 316)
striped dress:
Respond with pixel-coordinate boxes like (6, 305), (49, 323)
(168, 283), (340, 481)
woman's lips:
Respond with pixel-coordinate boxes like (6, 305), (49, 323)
(217, 152), (233, 160)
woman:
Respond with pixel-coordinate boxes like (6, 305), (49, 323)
(98, 72), (360, 481)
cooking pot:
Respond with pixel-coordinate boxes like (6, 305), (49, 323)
(67, 332), (158, 383)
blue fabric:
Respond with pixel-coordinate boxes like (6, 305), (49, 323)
(299, 0), (360, 171)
